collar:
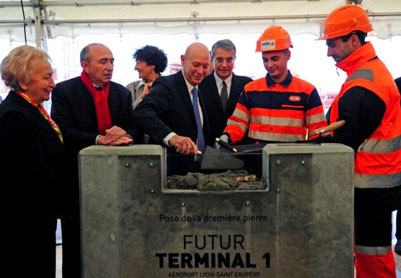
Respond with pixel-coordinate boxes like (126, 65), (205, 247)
(15, 91), (39, 107)
(182, 71), (195, 93)
(138, 79), (146, 88)
(266, 70), (292, 87)
(214, 71), (233, 87)
(92, 83), (103, 90)
(336, 42), (377, 75)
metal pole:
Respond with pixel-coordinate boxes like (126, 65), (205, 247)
(33, 6), (48, 51)
(1, 11), (401, 25)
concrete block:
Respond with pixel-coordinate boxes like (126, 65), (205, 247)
(79, 143), (354, 278)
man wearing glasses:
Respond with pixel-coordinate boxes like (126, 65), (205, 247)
(200, 39), (252, 142)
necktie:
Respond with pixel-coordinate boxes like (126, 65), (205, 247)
(220, 81), (228, 112)
(192, 87), (206, 153)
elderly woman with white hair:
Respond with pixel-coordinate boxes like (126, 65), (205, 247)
(0, 45), (70, 277)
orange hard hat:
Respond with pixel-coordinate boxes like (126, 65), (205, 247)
(255, 26), (293, 52)
(319, 4), (372, 40)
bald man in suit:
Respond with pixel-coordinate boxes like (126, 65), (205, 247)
(133, 42), (213, 174)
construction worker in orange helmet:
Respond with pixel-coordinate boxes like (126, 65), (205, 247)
(319, 4), (401, 278)
(220, 25), (327, 147)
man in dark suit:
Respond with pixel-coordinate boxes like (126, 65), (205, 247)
(199, 39), (252, 141)
(133, 42), (212, 174)
(51, 43), (141, 278)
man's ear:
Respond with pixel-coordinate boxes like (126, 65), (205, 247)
(286, 50), (291, 61)
(81, 61), (89, 73)
(350, 34), (361, 48)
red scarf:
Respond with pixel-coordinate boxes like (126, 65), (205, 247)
(80, 71), (112, 135)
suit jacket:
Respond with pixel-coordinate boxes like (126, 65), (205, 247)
(199, 72), (252, 140)
(133, 71), (213, 146)
(126, 80), (143, 102)
(0, 90), (68, 210)
(0, 91), (68, 275)
(126, 79), (145, 108)
(51, 76), (142, 199)
(133, 71), (212, 174)
(51, 76), (142, 154)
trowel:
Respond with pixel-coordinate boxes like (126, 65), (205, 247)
(200, 146), (244, 170)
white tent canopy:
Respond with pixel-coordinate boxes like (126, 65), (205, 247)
(1, 0), (401, 113)
(1, 0), (401, 45)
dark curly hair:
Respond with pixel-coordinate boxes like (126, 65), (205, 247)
(133, 45), (168, 74)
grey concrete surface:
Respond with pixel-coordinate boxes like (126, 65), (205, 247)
(79, 144), (355, 278)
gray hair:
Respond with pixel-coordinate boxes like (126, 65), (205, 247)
(1, 45), (51, 91)
(210, 39), (236, 58)
(80, 43), (104, 63)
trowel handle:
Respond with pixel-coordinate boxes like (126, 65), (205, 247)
(319, 120), (346, 134)
(215, 138), (238, 152)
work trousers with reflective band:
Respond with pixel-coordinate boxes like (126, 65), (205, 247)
(354, 186), (401, 278)
(355, 247), (395, 278)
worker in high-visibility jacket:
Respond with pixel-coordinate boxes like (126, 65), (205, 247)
(221, 25), (327, 144)
(320, 5), (401, 278)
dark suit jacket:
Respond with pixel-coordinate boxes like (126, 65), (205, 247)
(0, 91), (68, 275)
(51, 77), (142, 199)
(199, 72), (252, 140)
(133, 71), (213, 174)
(51, 77), (141, 154)
(133, 71), (213, 146)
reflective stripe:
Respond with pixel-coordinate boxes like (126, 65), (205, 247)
(355, 245), (391, 255)
(252, 115), (303, 127)
(231, 107), (248, 122)
(346, 69), (374, 82)
(355, 171), (401, 188)
(306, 113), (327, 125)
(358, 134), (401, 154)
(308, 128), (321, 137)
(250, 130), (304, 142)
(226, 119), (247, 131)
(226, 75), (326, 143)
(330, 43), (401, 189)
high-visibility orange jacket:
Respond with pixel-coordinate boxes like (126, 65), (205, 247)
(329, 42), (401, 189)
(224, 72), (327, 143)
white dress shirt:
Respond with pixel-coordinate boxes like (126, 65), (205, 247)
(214, 72), (233, 99)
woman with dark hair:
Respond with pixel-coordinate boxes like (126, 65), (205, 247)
(0, 45), (70, 277)
(126, 45), (168, 108)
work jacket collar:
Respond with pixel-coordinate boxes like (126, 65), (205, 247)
(266, 70), (292, 87)
(336, 42), (377, 75)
